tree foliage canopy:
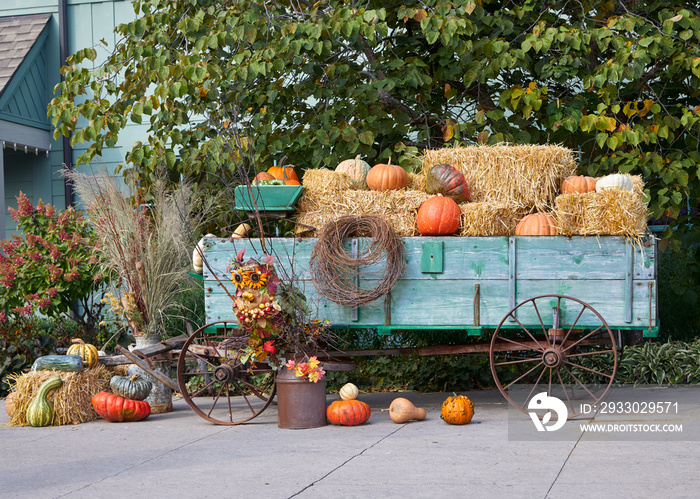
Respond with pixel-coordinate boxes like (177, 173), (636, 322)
(49, 0), (700, 245)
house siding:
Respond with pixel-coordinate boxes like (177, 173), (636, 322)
(1, 0), (140, 238)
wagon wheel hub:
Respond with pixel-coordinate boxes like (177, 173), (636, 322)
(213, 363), (238, 382)
(542, 347), (565, 368)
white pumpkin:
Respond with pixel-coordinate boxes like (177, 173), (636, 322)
(335, 155), (371, 189)
(339, 382), (359, 400)
(192, 234), (215, 272)
(596, 174), (633, 193)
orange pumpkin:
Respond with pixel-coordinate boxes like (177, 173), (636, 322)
(284, 179), (301, 185)
(267, 165), (300, 182)
(440, 395), (475, 425)
(326, 399), (371, 426)
(515, 213), (557, 236)
(561, 176), (596, 194)
(91, 391), (151, 422)
(366, 161), (408, 191)
(254, 172), (275, 182)
(416, 196), (461, 236)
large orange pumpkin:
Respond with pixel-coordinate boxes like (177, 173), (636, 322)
(561, 176), (596, 194)
(416, 196), (461, 236)
(440, 395), (475, 425)
(366, 161), (408, 191)
(515, 213), (557, 236)
(91, 391), (151, 422)
(326, 399), (371, 426)
(267, 165), (300, 182)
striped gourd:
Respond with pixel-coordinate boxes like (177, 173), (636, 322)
(66, 338), (100, 368)
(26, 375), (63, 427)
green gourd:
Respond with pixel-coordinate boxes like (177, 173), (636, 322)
(30, 355), (83, 372)
(26, 375), (63, 427)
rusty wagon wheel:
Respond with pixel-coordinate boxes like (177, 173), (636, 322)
(177, 320), (277, 425)
(489, 295), (618, 419)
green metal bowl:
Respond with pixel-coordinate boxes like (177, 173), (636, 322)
(233, 184), (305, 212)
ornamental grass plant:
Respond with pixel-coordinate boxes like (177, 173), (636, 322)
(66, 170), (201, 338)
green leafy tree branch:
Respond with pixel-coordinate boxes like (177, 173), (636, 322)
(48, 0), (700, 245)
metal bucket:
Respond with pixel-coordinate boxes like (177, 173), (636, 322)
(128, 333), (173, 414)
(276, 367), (327, 429)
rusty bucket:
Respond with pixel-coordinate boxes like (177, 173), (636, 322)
(276, 367), (327, 429)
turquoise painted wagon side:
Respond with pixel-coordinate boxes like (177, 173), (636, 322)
(177, 234), (658, 424)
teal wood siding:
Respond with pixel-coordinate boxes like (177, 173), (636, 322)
(0, 27), (50, 129)
(0, 0), (141, 234)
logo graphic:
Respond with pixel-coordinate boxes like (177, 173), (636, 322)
(528, 392), (568, 432)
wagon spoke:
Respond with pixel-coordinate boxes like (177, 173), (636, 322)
(493, 335), (546, 352)
(561, 326), (605, 353)
(561, 365), (599, 400)
(504, 361), (545, 391)
(563, 360), (614, 380)
(526, 364), (548, 403)
(531, 300), (550, 344)
(508, 314), (547, 350)
(207, 384), (226, 419)
(493, 356), (542, 367)
(188, 378), (217, 399)
(566, 349), (615, 359)
(556, 369), (577, 417)
(561, 306), (586, 345)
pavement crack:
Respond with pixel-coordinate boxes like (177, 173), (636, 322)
(544, 431), (584, 499)
(288, 425), (407, 498)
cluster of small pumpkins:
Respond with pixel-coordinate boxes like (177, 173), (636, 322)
(326, 383), (475, 426)
(20, 339), (101, 427)
(515, 173), (636, 236)
(92, 373), (153, 423)
(253, 164), (301, 185)
(335, 156), (470, 237)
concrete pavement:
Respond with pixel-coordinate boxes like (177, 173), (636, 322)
(1, 387), (699, 498)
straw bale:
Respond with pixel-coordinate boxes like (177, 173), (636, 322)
(459, 202), (530, 236)
(5, 364), (114, 426)
(554, 190), (648, 237)
(295, 188), (430, 237)
(407, 173), (426, 191)
(422, 144), (577, 210)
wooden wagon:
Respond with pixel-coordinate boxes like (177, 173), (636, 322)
(168, 233), (658, 425)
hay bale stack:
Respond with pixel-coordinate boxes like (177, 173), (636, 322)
(554, 190), (648, 236)
(5, 364), (115, 426)
(459, 202), (530, 236)
(407, 172), (426, 191)
(422, 144), (577, 210)
(295, 189), (430, 237)
(298, 169), (354, 212)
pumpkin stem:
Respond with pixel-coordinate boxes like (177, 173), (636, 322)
(71, 338), (86, 346)
(130, 374), (141, 382)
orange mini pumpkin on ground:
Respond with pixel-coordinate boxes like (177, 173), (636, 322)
(440, 394), (475, 425)
(416, 196), (461, 236)
(561, 175), (596, 194)
(326, 399), (371, 426)
(515, 213), (557, 236)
